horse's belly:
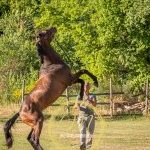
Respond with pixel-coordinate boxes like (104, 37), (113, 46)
(29, 75), (68, 110)
(43, 81), (67, 107)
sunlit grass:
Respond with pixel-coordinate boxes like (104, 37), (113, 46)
(0, 102), (150, 150)
(1, 115), (150, 150)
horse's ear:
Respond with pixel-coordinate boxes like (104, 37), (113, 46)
(51, 27), (57, 33)
(46, 27), (57, 33)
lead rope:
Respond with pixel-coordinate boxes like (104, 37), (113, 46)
(54, 39), (76, 72)
(76, 100), (106, 149)
(54, 39), (106, 146)
(52, 39), (77, 134)
(87, 104), (106, 149)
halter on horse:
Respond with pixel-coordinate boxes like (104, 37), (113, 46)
(4, 27), (98, 150)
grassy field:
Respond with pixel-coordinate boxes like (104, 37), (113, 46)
(0, 114), (150, 150)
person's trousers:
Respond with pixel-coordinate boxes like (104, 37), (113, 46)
(78, 115), (95, 150)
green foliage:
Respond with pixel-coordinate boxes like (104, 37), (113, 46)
(96, 0), (150, 94)
(0, 0), (150, 103)
(0, 2), (39, 103)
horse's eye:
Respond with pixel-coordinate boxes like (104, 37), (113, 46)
(39, 33), (43, 37)
(37, 33), (43, 39)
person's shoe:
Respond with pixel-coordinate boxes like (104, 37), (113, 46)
(86, 147), (91, 150)
(80, 144), (86, 150)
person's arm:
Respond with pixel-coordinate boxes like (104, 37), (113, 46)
(89, 95), (97, 107)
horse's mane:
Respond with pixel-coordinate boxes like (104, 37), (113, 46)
(36, 43), (45, 64)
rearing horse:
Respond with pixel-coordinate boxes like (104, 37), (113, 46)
(4, 27), (98, 150)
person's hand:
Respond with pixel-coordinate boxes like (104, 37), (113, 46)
(73, 104), (78, 109)
(73, 104), (79, 116)
(88, 100), (96, 107)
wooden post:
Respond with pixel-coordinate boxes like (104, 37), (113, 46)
(120, 78), (123, 100)
(66, 87), (70, 115)
(145, 78), (149, 115)
(109, 78), (113, 117)
(21, 80), (25, 104)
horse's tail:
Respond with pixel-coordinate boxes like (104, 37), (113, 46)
(3, 112), (20, 148)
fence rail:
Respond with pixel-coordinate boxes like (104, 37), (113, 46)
(20, 78), (149, 117)
(61, 92), (124, 97)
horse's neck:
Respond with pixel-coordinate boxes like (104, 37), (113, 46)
(41, 45), (65, 65)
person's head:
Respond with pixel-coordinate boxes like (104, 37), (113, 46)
(84, 82), (90, 92)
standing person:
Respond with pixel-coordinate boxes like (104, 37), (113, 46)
(74, 82), (97, 150)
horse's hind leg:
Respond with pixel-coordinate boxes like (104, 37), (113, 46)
(71, 69), (98, 87)
(27, 114), (44, 150)
(33, 113), (44, 150)
(27, 129), (35, 148)
(20, 105), (44, 150)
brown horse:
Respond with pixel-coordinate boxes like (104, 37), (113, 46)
(4, 27), (98, 150)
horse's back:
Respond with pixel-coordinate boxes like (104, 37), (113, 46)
(28, 64), (72, 109)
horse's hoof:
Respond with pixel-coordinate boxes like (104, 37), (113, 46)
(38, 145), (44, 150)
(6, 137), (13, 149)
(94, 81), (98, 87)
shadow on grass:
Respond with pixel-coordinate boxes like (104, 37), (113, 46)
(44, 113), (145, 122)
(44, 114), (77, 121)
(0, 113), (147, 124)
(107, 114), (144, 121)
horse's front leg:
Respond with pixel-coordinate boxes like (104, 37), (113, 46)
(71, 69), (98, 87)
(71, 78), (85, 100)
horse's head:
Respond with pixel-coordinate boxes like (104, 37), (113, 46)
(36, 27), (57, 46)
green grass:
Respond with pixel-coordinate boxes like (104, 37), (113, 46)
(0, 115), (150, 150)
(98, 117), (150, 150)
